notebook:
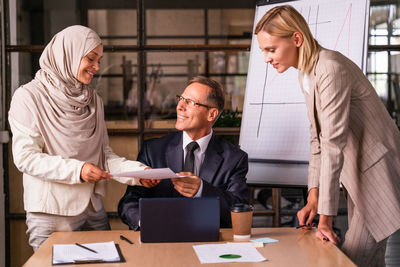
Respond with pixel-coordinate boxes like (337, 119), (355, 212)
(139, 197), (220, 243)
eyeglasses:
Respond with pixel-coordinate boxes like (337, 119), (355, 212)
(176, 95), (214, 109)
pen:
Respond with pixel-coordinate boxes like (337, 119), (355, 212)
(296, 223), (316, 229)
(75, 243), (98, 253)
(120, 235), (134, 244)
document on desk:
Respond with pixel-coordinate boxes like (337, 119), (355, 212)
(52, 241), (121, 265)
(111, 168), (183, 180)
(251, 237), (279, 244)
(192, 243), (267, 263)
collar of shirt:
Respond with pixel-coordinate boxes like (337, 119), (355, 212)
(182, 130), (213, 154)
(182, 130), (213, 174)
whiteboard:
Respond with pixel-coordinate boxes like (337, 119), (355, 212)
(240, 0), (370, 164)
(247, 161), (308, 187)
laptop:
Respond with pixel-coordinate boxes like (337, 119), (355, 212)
(139, 197), (220, 243)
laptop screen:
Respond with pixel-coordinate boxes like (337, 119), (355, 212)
(139, 197), (220, 242)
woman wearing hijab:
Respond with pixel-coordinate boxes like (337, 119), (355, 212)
(255, 5), (400, 266)
(8, 25), (148, 251)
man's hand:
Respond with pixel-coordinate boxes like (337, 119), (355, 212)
(80, 162), (112, 183)
(138, 167), (161, 188)
(316, 215), (340, 245)
(140, 179), (161, 188)
(297, 187), (318, 228)
(171, 172), (201, 197)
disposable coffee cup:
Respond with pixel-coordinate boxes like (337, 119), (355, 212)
(230, 203), (254, 240)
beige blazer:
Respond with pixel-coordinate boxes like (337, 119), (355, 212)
(299, 48), (400, 242)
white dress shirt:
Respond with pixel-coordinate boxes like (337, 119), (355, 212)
(182, 130), (213, 197)
(302, 73), (310, 94)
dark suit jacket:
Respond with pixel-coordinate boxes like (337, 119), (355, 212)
(118, 131), (249, 230)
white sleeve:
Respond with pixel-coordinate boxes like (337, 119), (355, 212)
(104, 145), (148, 186)
(193, 180), (203, 198)
(9, 116), (84, 184)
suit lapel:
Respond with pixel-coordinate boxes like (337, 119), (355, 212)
(199, 133), (223, 184)
(166, 132), (184, 173)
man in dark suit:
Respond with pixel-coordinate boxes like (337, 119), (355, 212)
(118, 76), (249, 230)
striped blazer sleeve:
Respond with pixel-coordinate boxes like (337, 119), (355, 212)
(313, 58), (352, 216)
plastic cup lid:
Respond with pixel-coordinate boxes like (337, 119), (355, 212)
(230, 203), (253, 212)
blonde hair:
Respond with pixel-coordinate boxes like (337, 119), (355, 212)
(255, 5), (320, 73)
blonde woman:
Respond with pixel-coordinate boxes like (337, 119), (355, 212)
(9, 25), (150, 251)
(255, 5), (400, 266)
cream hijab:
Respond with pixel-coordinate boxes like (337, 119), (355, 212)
(9, 25), (107, 175)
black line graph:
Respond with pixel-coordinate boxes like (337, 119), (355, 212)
(250, 64), (305, 138)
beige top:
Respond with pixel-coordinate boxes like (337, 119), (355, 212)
(9, 117), (146, 215)
(9, 25), (107, 179)
(8, 25), (146, 215)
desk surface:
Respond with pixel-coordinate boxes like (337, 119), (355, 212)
(23, 228), (355, 267)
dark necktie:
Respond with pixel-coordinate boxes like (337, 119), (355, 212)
(183, 141), (199, 173)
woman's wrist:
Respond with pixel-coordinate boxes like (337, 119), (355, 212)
(319, 214), (333, 227)
(307, 187), (319, 203)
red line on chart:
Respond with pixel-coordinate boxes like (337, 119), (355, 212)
(334, 3), (353, 55)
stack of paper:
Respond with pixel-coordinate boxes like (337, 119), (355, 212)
(111, 168), (179, 179)
(52, 241), (121, 265)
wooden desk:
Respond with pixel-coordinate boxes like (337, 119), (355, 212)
(23, 228), (355, 267)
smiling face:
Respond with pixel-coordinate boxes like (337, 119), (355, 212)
(77, 44), (103, 84)
(257, 30), (301, 73)
(175, 82), (218, 140)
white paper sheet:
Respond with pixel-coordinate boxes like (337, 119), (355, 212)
(52, 241), (120, 264)
(251, 237), (279, 244)
(192, 243), (267, 264)
(111, 168), (183, 180)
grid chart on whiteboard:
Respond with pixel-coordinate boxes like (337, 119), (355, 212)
(239, 0), (369, 162)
